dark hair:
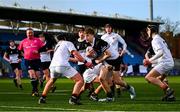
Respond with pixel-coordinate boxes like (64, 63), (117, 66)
(9, 40), (15, 43)
(39, 33), (45, 37)
(105, 23), (112, 28)
(85, 27), (95, 35)
(147, 25), (158, 33)
(26, 27), (34, 31)
(78, 27), (85, 32)
(55, 33), (66, 41)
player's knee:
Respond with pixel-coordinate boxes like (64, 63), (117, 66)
(101, 66), (109, 73)
(99, 76), (106, 83)
(145, 76), (150, 83)
(77, 78), (84, 86)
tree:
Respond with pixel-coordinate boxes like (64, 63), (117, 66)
(154, 16), (180, 35)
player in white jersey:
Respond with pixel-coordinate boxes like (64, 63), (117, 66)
(101, 24), (136, 99)
(143, 25), (175, 101)
(38, 34), (93, 105)
(101, 24), (127, 56)
(145, 45), (169, 85)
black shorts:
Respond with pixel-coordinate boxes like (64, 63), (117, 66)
(106, 56), (123, 71)
(40, 62), (50, 70)
(25, 59), (41, 71)
(11, 63), (21, 71)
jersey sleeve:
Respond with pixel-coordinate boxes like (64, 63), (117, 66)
(37, 38), (45, 48)
(67, 42), (77, 53)
(117, 34), (127, 50)
(18, 40), (24, 51)
(99, 39), (110, 53)
(4, 47), (9, 54)
(152, 38), (163, 52)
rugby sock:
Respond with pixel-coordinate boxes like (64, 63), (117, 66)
(89, 83), (95, 96)
(30, 78), (38, 92)
(13, 79), (18, 87)
(107, 92), (113, 98)
(72, 94), (78, 98)
(125, 84), (131, 90)
(110, 84), (115, 96)
(41, 95), (47, 98)
(19, 84), (23, 90)
(160, 84), (168, 91)
(116, 88), (121, 96)
(71, 94), (79, 101)
(35, 79), (39, 92)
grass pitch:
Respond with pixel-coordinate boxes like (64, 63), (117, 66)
(0, 76), (180, 111)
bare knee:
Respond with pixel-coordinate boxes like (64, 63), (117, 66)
(145, 75), (151, 83)
(99, 76), (106, 83)
(76, 77), (84, 86)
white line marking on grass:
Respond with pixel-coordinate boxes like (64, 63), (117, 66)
(0, 92), (68, 95)
(0, 105), (79, 111)
(0, 105), (121, 112)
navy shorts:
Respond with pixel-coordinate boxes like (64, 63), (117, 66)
(40, 62), (51, 70)
(25, 59), (41, 71)
(11, 63), (21, 71)
(106, 56), (123, 71)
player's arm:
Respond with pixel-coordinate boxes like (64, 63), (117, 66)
(72, 50), (93, 68)
(86, 48), (94, 57)
(117, 35), (127, 56)
(3, 52), (11, 63)
(149, 49), (163, 63)
(17, 50), (23, 63)
(72, 50), (85, 62)
(95, 49), (111, 64)
(144, 49), (163, 66)
(145, 50), (150, 60)
(69, 57), (78, 63)
(18, 41), (23, 51)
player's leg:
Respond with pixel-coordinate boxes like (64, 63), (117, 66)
(25, 60), (39, 96)
(14, 68), (23, 89)
(29, 69), (39, 96)
(39, 66), (58, 104)
(157, 74), (168, 85)
(69, 73), (84, 105)
(39, 78), (57, 104)
(95, 66), (114, 102)
(113, 71), (136, 99)
(145, 69), (168, 90)
(145, 68), (175, 101)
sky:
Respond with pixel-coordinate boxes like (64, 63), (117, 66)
(0, 0), (179, 22)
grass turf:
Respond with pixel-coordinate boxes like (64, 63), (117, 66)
(0, 76), (180, 111)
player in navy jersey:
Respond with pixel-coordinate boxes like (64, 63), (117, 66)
(39, 33), (56, 92)
(3, 40), (23, 89)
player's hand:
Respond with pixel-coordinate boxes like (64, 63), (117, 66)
(46, 49), (53, 53)
(86, 47), (96, 58)
(95, 59), (101, 64)
(18, 59), (22, 63)
(85, 61), (94, 69)
(8, 60), (12, 64)
(106, 65), (113, 71)
(143, 59), (151, 66)
(32, 50), (38, 54)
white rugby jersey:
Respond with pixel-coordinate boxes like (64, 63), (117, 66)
(151, 34), (174, 64)
(50, 40), (76, 67)
(101, 32), (127, 51)
(106, 46), (119, 60)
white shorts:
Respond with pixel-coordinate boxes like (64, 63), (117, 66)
(83, 63), (103, 83)
(153, 62), (174, 75)
(49, 66), (78, 78)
